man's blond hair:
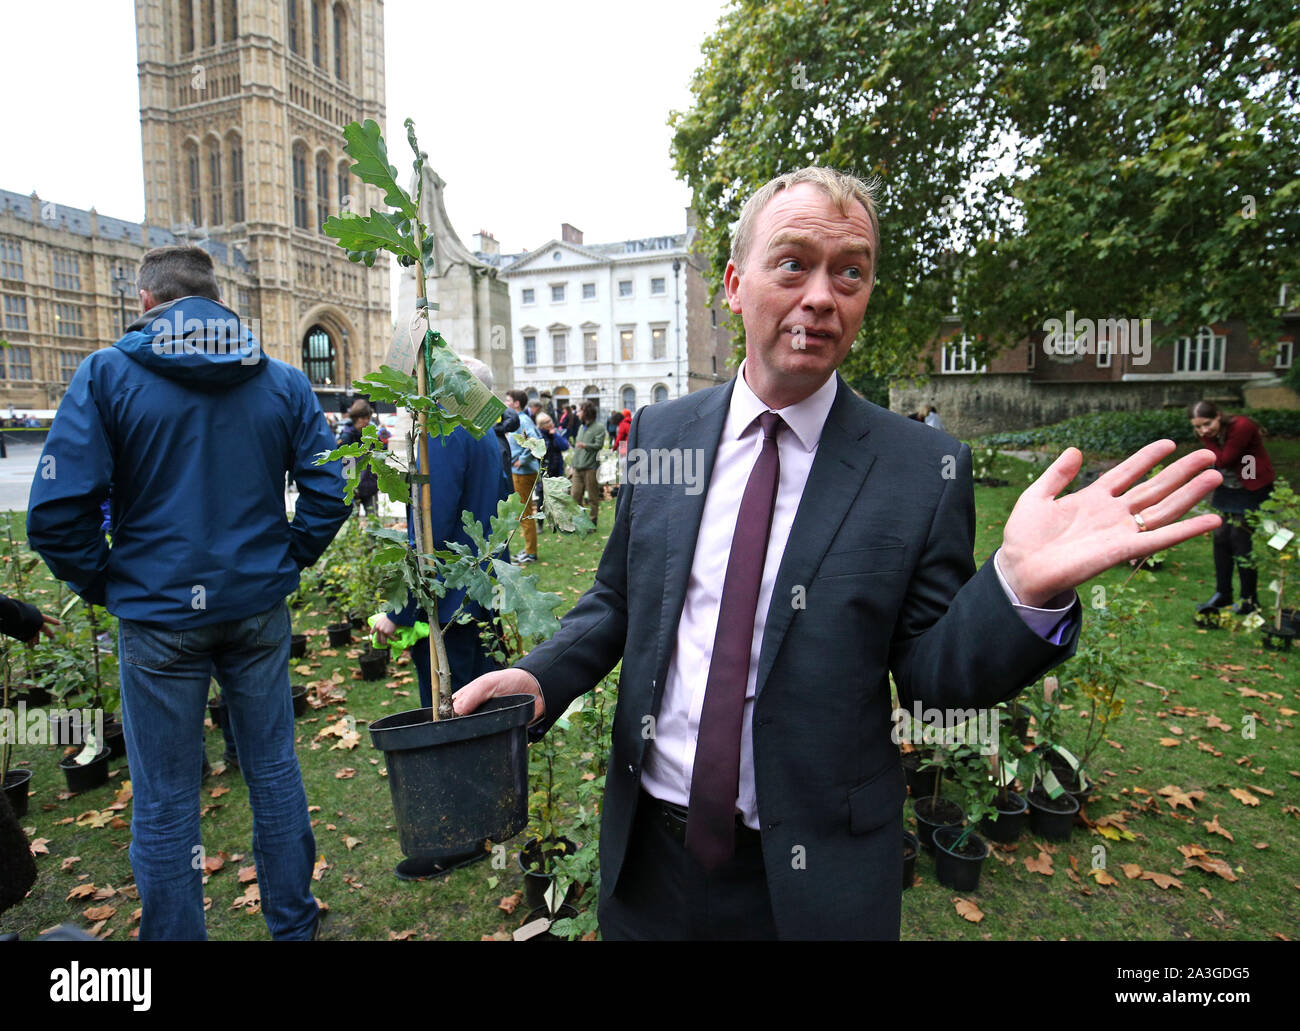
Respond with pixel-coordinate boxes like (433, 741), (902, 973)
(729, 167), (880, 279)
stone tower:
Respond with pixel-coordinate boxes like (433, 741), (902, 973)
(135, 0), (390, 409)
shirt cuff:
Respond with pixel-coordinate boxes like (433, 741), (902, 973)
(993, 549), (1078, 645)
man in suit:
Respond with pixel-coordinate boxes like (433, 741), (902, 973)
(455, 168), (1222, 939)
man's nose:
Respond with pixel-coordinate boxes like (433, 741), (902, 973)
(800, 266), (835, 313)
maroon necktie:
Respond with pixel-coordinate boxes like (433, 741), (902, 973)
(686, 410), (784, 870)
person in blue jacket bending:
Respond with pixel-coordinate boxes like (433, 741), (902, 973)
(27, 245), (350, 941)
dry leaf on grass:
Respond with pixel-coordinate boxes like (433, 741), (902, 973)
(82, 905), (116, 921)
(1121, 863), (1144, 879)
(953, 898), (983, 923)
(1089, 868), (1119, 886)
(1139, 870), (1183, 890)
(497, 891), (523, 915)
(1203, 815), (1233, 841)
(237, 865), (257, 883)
(1229, 787), (1260, 807)
(1025, 851), (1054, 876)
(29, 837), (50, 856)
(66, 884), (97, 900)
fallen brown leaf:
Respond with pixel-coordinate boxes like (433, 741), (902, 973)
(1229, 787), (1260, 807)
(953, 898), (983, 923)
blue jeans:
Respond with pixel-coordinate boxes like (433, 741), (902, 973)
(118, 602), (317, 940)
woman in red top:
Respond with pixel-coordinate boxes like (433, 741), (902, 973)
(615, 408), (632, 448)
(1188, 401), (1275, 615)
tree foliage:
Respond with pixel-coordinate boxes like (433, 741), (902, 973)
(671, 0), (1299, 381)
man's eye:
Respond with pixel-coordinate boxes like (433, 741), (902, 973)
(778, 259), (802, 272)
(843, 266), (863, 280)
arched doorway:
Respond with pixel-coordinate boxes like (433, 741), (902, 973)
(303, 325), (335, 385)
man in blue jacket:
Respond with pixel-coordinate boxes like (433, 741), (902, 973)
(27, 245), (350, 941)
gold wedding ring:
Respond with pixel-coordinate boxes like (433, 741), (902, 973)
(1132, 512), (1148, 531)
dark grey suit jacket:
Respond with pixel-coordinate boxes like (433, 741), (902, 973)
(517, 374), (1081, 939)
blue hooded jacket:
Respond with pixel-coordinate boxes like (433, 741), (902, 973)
(27, 295), (351, 628)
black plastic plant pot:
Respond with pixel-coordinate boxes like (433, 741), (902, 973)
(1028, 786), (1080, 841)
(103, 718), (127, 762)
(327, 623), (353, 647)
(58, 749), (111, 794)
(1193, 610), (1222, 630)
(933, 825), (989, 891)
(520, 903), (580, 941)
(979, 790), (1029, 844)
(368, 695), (535, 860)
(358, 648), (389, 681)
(48, 710), (83, 746)
(913, 796), (962, 851)
(902, 830), (919, 891)
(518, 836), (579, 911)
(349, 614), (366, 631)
(208, 697), (229, 730)
(290, 634), (308, 659)
(3, 769), (32, 819)
(1261, 626), (1295, 652)
(901, 752), (938, 800)
(13, 684), (51, 707)
(292, 686), (308, 718)
(1281, 608), (1300, 635)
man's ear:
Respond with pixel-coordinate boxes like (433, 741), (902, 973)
(723, 259), (743, 314)
(139, 289), (157, 313)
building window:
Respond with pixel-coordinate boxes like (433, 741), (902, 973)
(53, 253), (82, 292)
(651, 277), (666, 296)
(187, 143), (202, 225)
(180, 0), (195, 53)
(292, 144), (309, 229)
(1027, 338), (1036, 371)
(316, 152), (331, 231)
(1096, 336), (1112, 368)
(333, 2), (348, 80)
(552, 331), (567, 366)
(582, 282), (596, 300)
(238, 288), (252, 319)
(523, 335), (536, 366)
(711, 308), (717, 328)
(1175, 326), (1226, 374)
(228, 136), (244, 222)
(551, 284), (565, 303)
(201, 0), (216, 47)
(287, 0), (300, 55)
(302, 325), (334, 384)
(3, 295), (28, 331)
(207, 142), (223, 224)
(620, 328), (634, 361)
(7, 345), (32, 380)
(584, 330), (597, 364)
(521, 288), (535, 305)
(651, 326), (667, 360)
(0, 239), (22, 281)
(337, 160), (350, 213)
(311, 0), (324, 66)
(653, 384), (668, 403)
(60, 350), (86, 384)
(941, 335), (985, 374)
(224, 0), (237, 40)
(1276, 340), (1294, 370)
(618, 280), (633, 298)
(621, 385), (636, 409)
(55, 303), (83, 338)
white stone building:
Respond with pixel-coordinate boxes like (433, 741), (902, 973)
(495, 224), (697, 417)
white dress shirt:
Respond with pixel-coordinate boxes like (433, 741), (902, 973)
(638, 361), (1075, 829)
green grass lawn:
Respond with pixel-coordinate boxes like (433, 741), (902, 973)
(1, 451), (1296, 941)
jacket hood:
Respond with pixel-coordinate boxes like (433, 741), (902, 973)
(114, 295), (266, 388)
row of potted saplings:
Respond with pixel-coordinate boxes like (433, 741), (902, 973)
(900, 691), (1092, 893)
(1, 593), (391, 815)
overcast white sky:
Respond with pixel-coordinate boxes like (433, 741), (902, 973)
(1, 0), (731, 258)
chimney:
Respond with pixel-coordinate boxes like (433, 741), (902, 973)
(561, 223), (583, 245)
(474, 230), (499, 256)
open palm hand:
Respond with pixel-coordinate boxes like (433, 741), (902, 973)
(997, 441), (1222, 607)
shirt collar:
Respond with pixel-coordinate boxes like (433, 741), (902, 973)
(726, 359), (838, 452)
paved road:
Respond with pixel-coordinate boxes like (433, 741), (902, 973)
(0, 441), (42, 514)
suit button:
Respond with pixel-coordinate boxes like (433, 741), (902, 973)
(766, 821), (780, 830)
(627, 763), (635, 774)
(757, 717), (771, 727)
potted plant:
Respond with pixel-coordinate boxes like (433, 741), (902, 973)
(1, 645), (32, 818)
(932, 743), (994, 891)
(1017, 676), (1079, 840)
(1248, 480), (1298, 651)
(517, 729), (578, 912)
(979, 742), (1028, 844)
(320, 117), (577, 868)
(912, 740), (962, 850)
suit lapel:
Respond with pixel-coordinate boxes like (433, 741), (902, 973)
(753, 376), (877, 699)
(652, 381), (734, 690)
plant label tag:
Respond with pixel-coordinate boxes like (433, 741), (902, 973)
(385, 309), (426, 374)
(1266, 527), (1294, 551)
(512, 917), (552, 942)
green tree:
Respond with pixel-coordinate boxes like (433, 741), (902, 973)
(669, 0), (1019, 387)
